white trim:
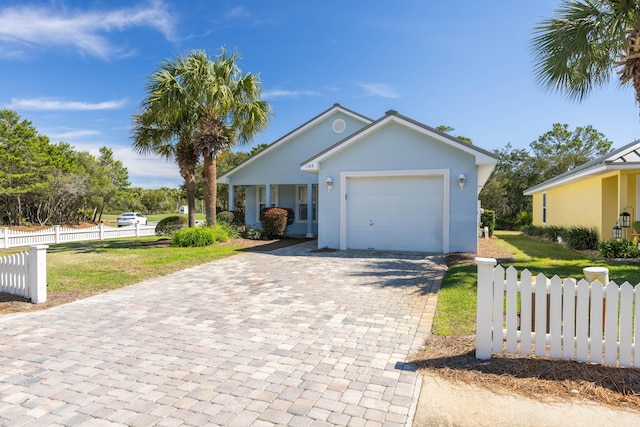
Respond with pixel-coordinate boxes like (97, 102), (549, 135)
(522, 164), (640, 195)
(542, 192), (547, 225)
(295, 184), (318, 224)
(302, 115), (496, 172)
(339, 169), (450, 253)
(220, 106), (372, 183)
(256, 185), (279, 222)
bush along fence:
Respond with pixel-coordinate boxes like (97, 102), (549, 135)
(0, 245), (48, 303)
(475, 258), (640, 368)
(0, 223), (156, 249)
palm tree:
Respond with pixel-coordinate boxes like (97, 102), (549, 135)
(182, 49), (272, 225)
(133, 49), (271, 226)
(531, 0), (640, 107)
(132, 57), (200, 227)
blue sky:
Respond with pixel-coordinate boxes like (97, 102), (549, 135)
(1, 0), (639, 188)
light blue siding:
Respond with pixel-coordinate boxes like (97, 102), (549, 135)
(317, 122), (479, 253)
(224, 110), (369, 237)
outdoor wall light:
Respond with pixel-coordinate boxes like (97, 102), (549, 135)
(613, 224), (623, 240)
(620, 206), (635, 228)
(325, 177), (334, 192)
(457, 174), (466, 190)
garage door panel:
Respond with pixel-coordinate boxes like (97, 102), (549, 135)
(346, 175), (444, 252)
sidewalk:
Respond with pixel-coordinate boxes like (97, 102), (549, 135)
(413, 373), (640, 426)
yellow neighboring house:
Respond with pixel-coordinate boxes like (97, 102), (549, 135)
(523, 140), (640, 241)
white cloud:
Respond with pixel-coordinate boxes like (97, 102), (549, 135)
(224, 7), (251, 20)
(262, 89), (321, 100)
(0, 0), (175, 59)
(48, 129), (101, 141)
(6, 98), (128, 111)
(358, 83), (400, 98)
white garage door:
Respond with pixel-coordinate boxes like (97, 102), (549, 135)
(346, 175), (444, 252)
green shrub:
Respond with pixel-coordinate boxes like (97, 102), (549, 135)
(156, 215), (188, 235)
(217, 211), (234, 224)
(542, 225), (566, 242)
(480, 209), (496, 236)
(514, 211), (533, 228)
(262, 207), (288, 238)
(598, 239), (640, 258)
(243, 227), (267, 240)
(565, 226), (599, 250)
(216, 221), (240, 238)
(260, 206), (294, 226)
(171, 226), (229, 247)
(232, 209), (245, 225)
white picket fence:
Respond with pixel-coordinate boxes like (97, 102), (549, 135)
(0, 223), (156, 249)
(476, 257), (640, 368)
(0, 245), (48, 303)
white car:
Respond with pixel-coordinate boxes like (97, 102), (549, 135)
(116, 212), (148, 227)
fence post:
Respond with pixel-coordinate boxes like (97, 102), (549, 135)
(28, 245), (48, 304)
(99, 223), (105, 240)
(475, 257), (497, 360)
(54, 225), (61, 244)
(1, 227), (8, 249)
(135, 222), (140, 237)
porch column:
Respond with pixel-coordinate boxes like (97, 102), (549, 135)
(228, 184), (235, 211)
(306, 183), (314, 238)
(266, 183), (272, 207)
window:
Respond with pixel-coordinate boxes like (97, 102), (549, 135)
(296, 184), (317, 222)
(542, 192), (547, 224)
(257, 185), (279, 221)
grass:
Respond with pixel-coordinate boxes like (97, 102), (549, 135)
(44, 236), (244, 293)
(432, 231), (640, 337)
(100, 212), (206, 226)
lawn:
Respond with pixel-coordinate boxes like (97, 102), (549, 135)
(44, 236), (245, 293)
(432, 231), (640, 336)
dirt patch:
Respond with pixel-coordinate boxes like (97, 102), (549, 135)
(0, 237), (308, 315)
(413, 237), (640, 412)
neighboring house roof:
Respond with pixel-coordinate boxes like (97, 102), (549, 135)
(218, 103), (373, 183)
(523, 139), (640, 195)
(300, 110), (498, 186)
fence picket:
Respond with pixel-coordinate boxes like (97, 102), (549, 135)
(534, 273), (548, 356)
(0, 224), (156, 249)
(505, 266), (518, 353)
(492, 265), (505, 350)
(619, 282), (634, 367)
(549, 276), (563, 358)
(562, 278), (576, 360)
(590, 281), (604, 364)
(520, 269), (533, 354)
(604, 282), (620, 365)
(476, 259), (639, 368)
(635, 287), (640, 369)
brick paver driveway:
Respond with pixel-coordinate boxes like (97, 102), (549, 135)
(0, 240), (445, 426)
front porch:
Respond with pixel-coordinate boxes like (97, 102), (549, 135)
(229, 183), (319, 238)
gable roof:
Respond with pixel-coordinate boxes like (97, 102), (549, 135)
(218, 104), (373, 183)
(523, 139), (640, 195)
(300, 109), (498, 171)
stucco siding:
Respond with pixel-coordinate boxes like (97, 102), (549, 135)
(545, 176), (603, 230)
(316, 122), (479, 253)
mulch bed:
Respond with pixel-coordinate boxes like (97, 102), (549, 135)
(412, 237), (640, 412)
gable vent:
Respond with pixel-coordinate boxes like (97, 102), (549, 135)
(332, 119), (346, 134)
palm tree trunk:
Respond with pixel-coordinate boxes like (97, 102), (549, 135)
(203, 156), (217, 226)
(620, 28), (640, 109)
(185, 175), (197, 228)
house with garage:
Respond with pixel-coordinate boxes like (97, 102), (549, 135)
(524, 139), (640, 241)
(219, 104), (498, 253)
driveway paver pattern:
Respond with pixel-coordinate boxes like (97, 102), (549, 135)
(0, 240), (445, 426)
